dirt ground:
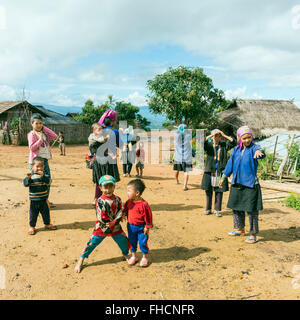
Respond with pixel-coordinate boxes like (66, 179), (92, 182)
(0, 144), (300, 300)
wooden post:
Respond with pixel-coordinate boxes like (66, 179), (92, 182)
(277, 134), (295, 182)
(271, 135), (278, 172)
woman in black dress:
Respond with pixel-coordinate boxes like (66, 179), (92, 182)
(201, 129), (234, 217)
(92, 110), (123, 200)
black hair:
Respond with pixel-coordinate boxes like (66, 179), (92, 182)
(59, 131), (63, 134)
(30, 113), (43, 123)
(104, 117), (112, 127)
(128, 179), (146, 195)
(32, 156), (45, 165)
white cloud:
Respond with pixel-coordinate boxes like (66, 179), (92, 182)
(225, 86), (263, 100)
(0, 85), (17, 100)
(124, 92), (146, 106)
(0, 0), (299, 98)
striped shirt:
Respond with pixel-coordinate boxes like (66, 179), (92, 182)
(23, 174), (50, 201)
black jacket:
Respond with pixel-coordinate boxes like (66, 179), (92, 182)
(204, 139), (235, 174)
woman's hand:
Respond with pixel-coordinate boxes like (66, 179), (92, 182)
(254, 150), (264, 159)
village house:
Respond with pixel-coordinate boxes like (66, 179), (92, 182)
(217, 99), (300, 139)
(0, 101), (90, 145)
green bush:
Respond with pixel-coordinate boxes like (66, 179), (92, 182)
(284, 193), (300, 211)
(10, 118), (19, 130)
(258, 152), (275, 180)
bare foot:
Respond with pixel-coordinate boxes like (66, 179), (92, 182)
(28, 227), (36, 235)
(74, 257), (84, 273)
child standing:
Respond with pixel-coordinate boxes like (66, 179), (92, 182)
(123, 179), (153, 267)
(135, 141), (145, 177)
(52, 131), (66, 156)
(23, 156), (57, 235)
(201, 129), (234, 217)
(74, 175), (130, 273)
(219, 126), (265, 244)
(27, 114), (58, 208)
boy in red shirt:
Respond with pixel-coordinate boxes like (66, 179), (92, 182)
(123, 179), (153, 267)
(74, 175), (130, 273)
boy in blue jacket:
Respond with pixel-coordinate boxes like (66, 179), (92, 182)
(219, 126), (265, 244)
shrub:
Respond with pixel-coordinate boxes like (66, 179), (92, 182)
(284, 193), (300, 211)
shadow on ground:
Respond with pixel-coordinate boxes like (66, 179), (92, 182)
(85, 246), (210, 269)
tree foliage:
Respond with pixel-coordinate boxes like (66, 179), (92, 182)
(146, 66), (230, 128)
(75, 97), (151, 131)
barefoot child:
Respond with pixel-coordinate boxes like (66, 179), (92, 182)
(52, 131), (66, 156)
(75, 175), (130, 273)
(23, 156), (57, 235)
(219, 126), (265, 244)
(123, 179), (153, 267)
(28, 114), (58, 208)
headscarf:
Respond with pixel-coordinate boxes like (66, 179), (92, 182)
(98, 109), (117, 126)
(177, 124), (187, 137)
(237, 126), (253, 150)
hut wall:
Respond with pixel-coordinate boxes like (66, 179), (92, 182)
(17, 123), (91, 145)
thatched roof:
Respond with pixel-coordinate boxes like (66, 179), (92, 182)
(217, 99), (300, 138)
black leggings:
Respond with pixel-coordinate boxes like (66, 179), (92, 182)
(123, 163), (133, 175)
(205, 190), (223, 212)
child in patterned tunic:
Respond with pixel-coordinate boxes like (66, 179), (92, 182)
(74, 175), (130, 273)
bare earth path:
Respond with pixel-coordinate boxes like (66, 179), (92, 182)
(0, 145), (299, 300)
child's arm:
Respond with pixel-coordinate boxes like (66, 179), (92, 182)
(51, 137), (59, 147)
(28, 131), (44, 152)
(219, 148), (236, 187)
(143, 202), (153, 234)
(42, 126), (58, 141)
(253, 144), (265, 159)
(23, 174), (32, 187)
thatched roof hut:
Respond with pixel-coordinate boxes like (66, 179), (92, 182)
(217, 99), (300, 138)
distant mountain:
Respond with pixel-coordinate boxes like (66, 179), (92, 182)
(32, 103), (168, 129)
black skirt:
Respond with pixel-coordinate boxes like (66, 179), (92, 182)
(173, 162), (193, 172)
(201, 172), (229, 192)
(227, 183), (263, 212)
(92, 160), (120, 184)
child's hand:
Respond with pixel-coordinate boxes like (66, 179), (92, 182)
(144, 227), (149, 235)
(37, 171), (44, 176)
(218, 179), (224, 188)
(254, 150), (264, 159)
(27, 173), (33, 179)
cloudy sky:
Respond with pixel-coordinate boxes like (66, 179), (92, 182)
(0, 0), (300, 108)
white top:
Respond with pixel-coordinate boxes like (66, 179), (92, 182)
(36, 133), (51, 159)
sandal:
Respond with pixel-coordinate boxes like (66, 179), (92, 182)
(183, 187), (189, 191)
(127, 256), (139, 265)
(228, 230), (245, 236)
(140, 257), (149, 267)
(45, 224), (57, 230)
(28, 228), (36, 235)
(204, 210), (212, 215)
(245, 237), (258, 244)
(214, 211), (223, 217)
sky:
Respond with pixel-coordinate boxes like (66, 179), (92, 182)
(0, 0), (300, 108)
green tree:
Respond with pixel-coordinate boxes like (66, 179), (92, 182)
(115, 101), (151, 131)
(146, 66), (230, 128)
(75, 99), (108, 125)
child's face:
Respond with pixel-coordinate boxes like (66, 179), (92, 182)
(241, 134), (253, 147)
(100, 183), (115, 197)
(32, 161), (44, 173)
(94, 126), (102, 136)
(31, 119), (43, 132)
(59, 132), (63, 136)
(127, 185), (140, 201)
